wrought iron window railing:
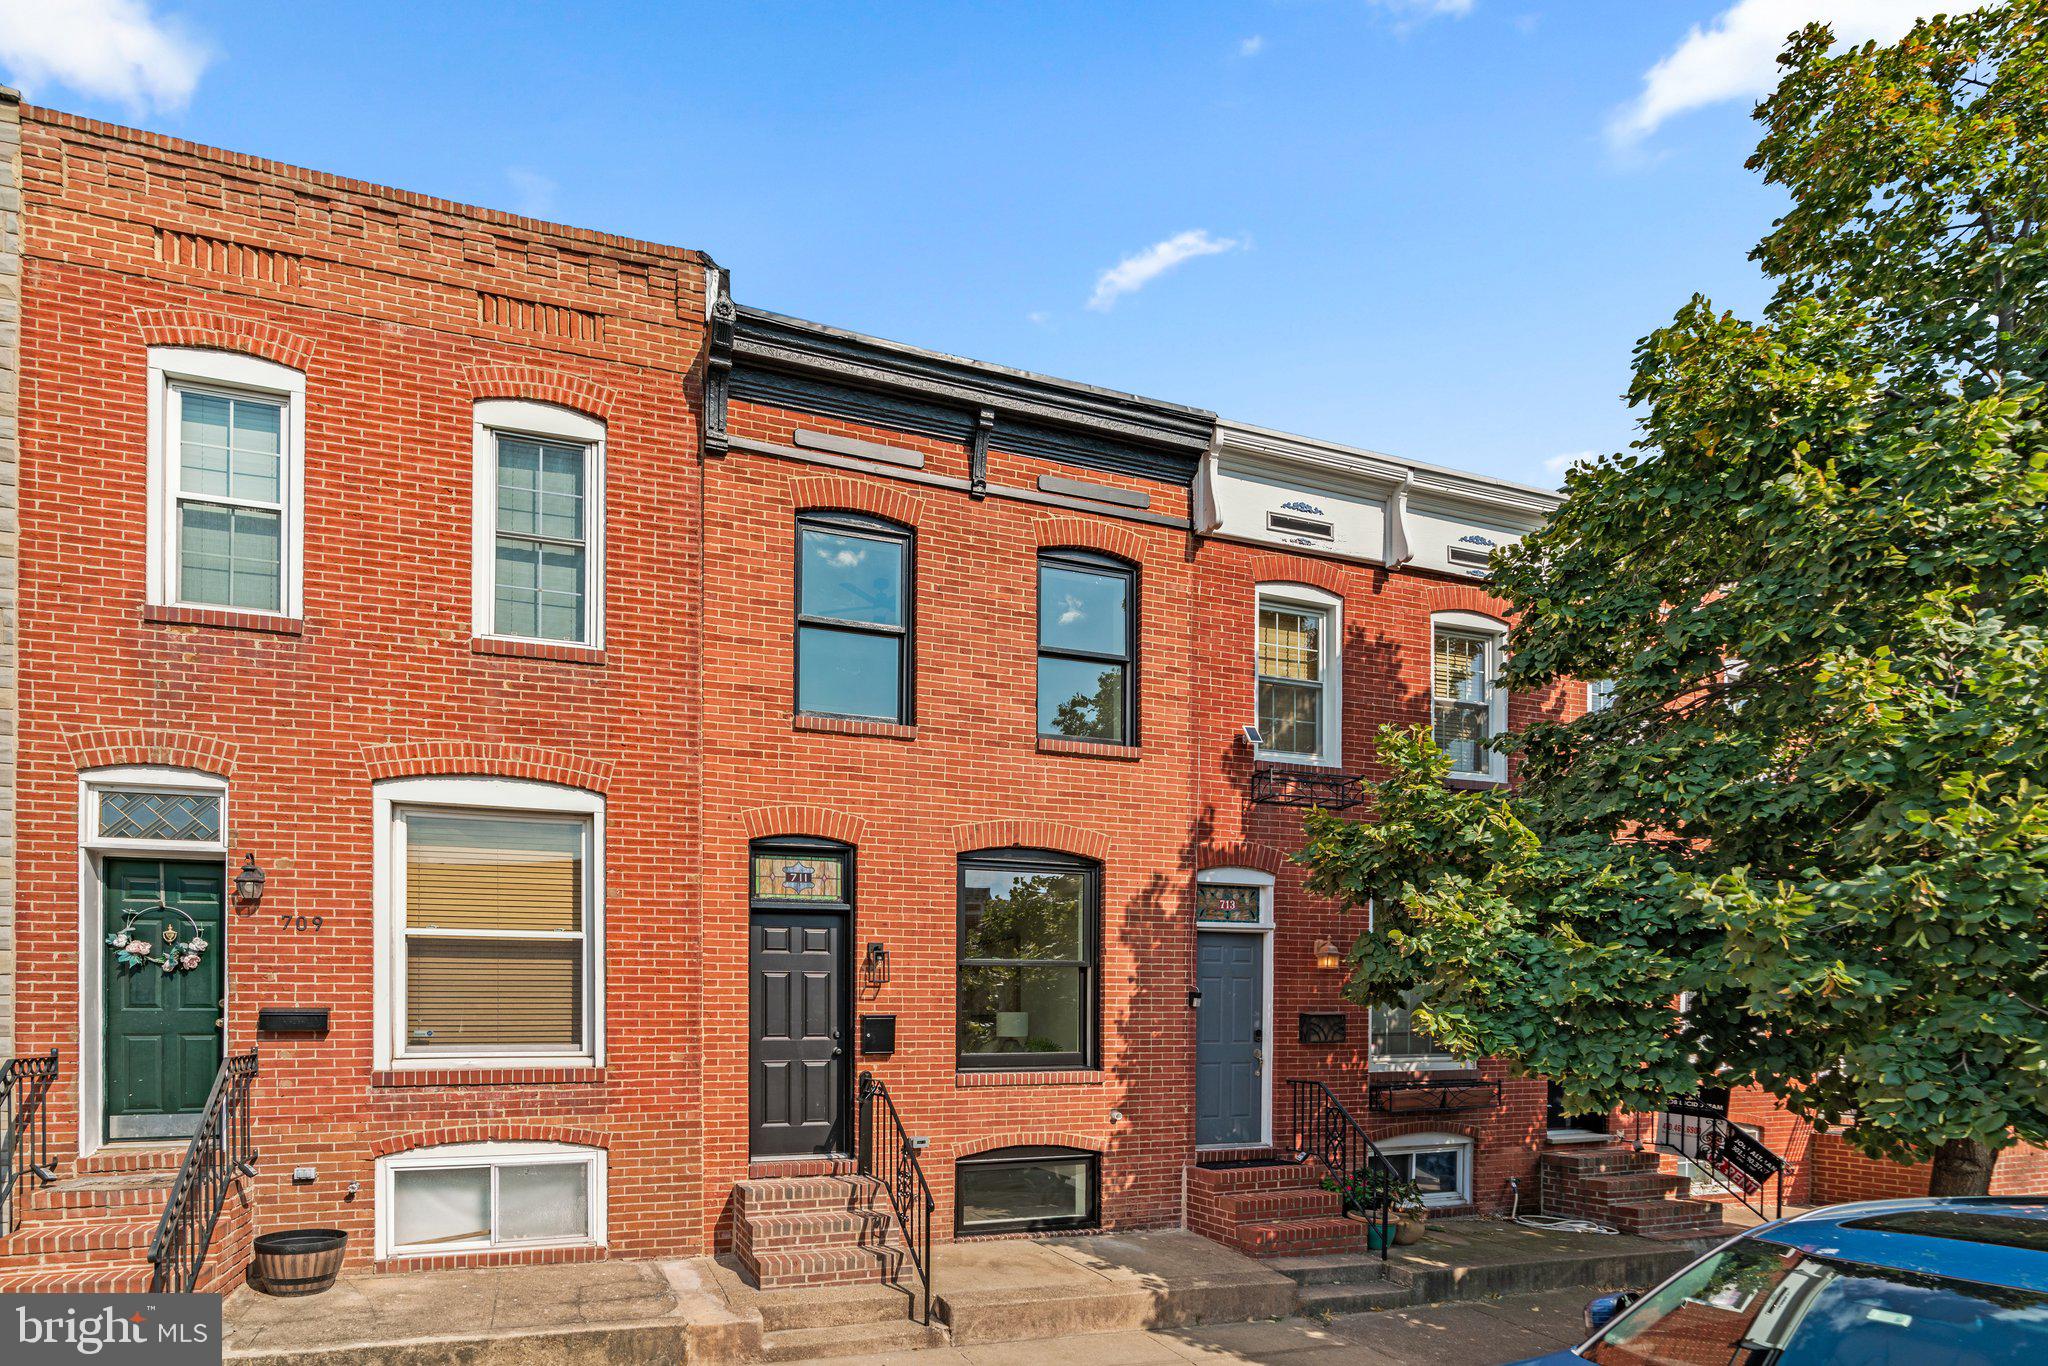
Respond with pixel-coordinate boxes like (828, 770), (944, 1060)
(148, 1050), (258, 1293)
(1250, 766), (1365, 809)
(1283, 1077), (1393, 1263)
(1367, 1075), (1502, 1116)
(856, 1072), (936, 1325)
(2, 1050), (60, 1234)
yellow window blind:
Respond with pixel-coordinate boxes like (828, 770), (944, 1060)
(405, 814), (583, 932)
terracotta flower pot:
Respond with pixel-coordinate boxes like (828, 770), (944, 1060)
(251, 1229), (347, 1296)
(1394, 1212), (1428, 1245)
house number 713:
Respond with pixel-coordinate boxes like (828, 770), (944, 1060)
(279, 914), (324, 932)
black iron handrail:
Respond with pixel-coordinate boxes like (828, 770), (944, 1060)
(1635, 1105), (1785, 1223)
(148, 1051), (258, 1293)
(856, 1072), (936, 1326)
(2, 1050), (60, 1234)
(1284, 1077), (1394, 1263)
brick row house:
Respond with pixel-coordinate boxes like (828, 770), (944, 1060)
(0, 95), (1800, 1304)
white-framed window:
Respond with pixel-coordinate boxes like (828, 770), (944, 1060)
(146, 347), (306, 617)
(1586, 679), (1615, 714)
(1431, 611), (1508, 783)
(377, 1141), (606, 1259)
(1256, 585), (1341, 765)
(1371, 990), (1467, 1071)
(472, 400), (606, 648)
(1194, 865), (1276, 929)
(372, 777), (605, 1070)
(79, 766), (229, 856)
(1375, 1132), (1473, 1208)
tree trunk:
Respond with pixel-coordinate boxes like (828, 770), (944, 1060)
(1926, 1137), (1998, 1197)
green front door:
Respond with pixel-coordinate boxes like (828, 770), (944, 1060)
(104, 859), (225, 1139)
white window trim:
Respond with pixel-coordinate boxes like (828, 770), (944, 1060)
(1192, 867), (1276, 1151)
(1430, 610), (1508, 784)
(146, 347), (306, 618)
(372, 776), (606, 1071)
(76, 765), (233, 1159)
(376, 1140), (607, 1261)
(472, 399), (607, 649)
(1586, 679), (1615, 714)
(1375, 1131), (1474, 1208)
(1370, 987), (1471, 1072)
(1254, 583), (1343, 767)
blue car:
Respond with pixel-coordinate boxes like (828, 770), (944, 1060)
(1508, 1197), (2048, 1366)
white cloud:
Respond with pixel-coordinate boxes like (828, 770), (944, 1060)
(1370, 0), (1476, 18)
(504, 167), (558, 218)
(1026, 310), (1051, 325)
(0, 0), (209, 111)
(1238, 34), (1267, 57)
(1086, 229), (1242, 311)
(1611, 0), (1990, 147)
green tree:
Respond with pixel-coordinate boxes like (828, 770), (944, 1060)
(1300, 5), (2048, 1195)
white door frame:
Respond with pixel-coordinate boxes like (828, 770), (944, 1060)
(76, 767), (231, 1158)
(1194, 867), (1276, 1151)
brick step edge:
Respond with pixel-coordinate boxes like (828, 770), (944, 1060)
(1186, 1161), (1321, 1194)
(741, 1208), (904, 1249)
(733, 1176), (886, 1216)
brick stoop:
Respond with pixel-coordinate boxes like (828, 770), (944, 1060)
(733, 1175), (909, 1291)
(0, 1149), (253, 1296)
(1187, 1160), (1383, 1258)
(1539, 1145), (1722, 1236)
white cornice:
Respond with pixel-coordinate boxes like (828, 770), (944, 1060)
(1218, 419), (1560, 525)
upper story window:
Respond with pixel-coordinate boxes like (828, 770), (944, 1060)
(374, 777), (604, 1070)
(796, 512), (913, 723)
(473, 400), (605, 648)
(1431, 612), (1508, 783)
(957, 848), (1098, 1071)
(1256, 586), (1341, 765)
(1037, 550), (1135, 744)
(1587, 679), (1616, 714)
(1371, 990), (1466, 1071)
(146, 348), (305, 618)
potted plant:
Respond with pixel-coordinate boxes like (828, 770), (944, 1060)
(1321, 1169), (1423, 1250)
(1393, 1183), (1430, 1245)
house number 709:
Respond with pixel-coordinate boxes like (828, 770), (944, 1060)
(280, 913), (324, 932)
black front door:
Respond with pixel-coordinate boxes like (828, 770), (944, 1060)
(749, 911), (847, 1157)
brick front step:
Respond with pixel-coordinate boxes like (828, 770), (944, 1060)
(733, 1175), (884, 1217)
(75, 1144), (188, 1177)
(1188, 1160), (1318, 1194)
(0, 1216), (157, 1259)
(1212, 1186), (1344, 1224)
(742, 1207), (902, 1250)
(24, 1173), (174, 1216)
(1603, 1197), (1721, 1234)
(1576, 1172), (1693, 1200)
(741, 1240), (906, 1291)
(0, 1264), (153, 1293)
(1228, 1214), (1379, 1257)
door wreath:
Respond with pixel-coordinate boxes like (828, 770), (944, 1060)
(106, 902), (210, 975)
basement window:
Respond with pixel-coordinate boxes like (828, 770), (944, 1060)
(955, 1145), (1098, 1235)
(1374, 1133), (1472, 1209)
(378, 1142), (606, 1259)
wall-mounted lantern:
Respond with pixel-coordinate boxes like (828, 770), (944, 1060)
(863, 941), (890, 987)
(1313, 937), (1344, 971)
(234, 854), (268, 905)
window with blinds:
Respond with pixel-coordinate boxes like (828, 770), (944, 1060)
(399, 811), (588, 1055)
(1257, 603), (1327, 759)
(1432, 627), (1497, 777)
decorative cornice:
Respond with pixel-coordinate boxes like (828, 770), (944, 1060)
(1217, 419), (1559, 525)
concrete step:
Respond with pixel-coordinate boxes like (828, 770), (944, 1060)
(743, 1207), (902, 1251)
(1297, 1278), (1413, 1316)
(751, 1280), (924, 1334)
(759, 1317), (946, 1362)
(1268, 1252), (1396, 1288)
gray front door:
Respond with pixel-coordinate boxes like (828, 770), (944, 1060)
(1196, 932), (1264, 1146)
(749, 911), (847, 1157)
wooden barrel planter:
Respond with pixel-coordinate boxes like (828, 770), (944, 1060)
(250, 1229), (347, 1296)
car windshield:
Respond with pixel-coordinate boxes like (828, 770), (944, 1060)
(1583, 1237), (2048, 1366)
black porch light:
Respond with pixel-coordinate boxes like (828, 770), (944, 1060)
(863, 941), (890, 986)
(234, 853), (268, 905)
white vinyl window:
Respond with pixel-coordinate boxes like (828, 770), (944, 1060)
(1375, 1132), (1473, 1208)
(146, 348), (305, 617)
(1587, 679), (1615, 714)
(1431, 612), (1508, 782)
(1256, 586), (1341, 765)
(1371, 990), (1467, 1071)
(373, 777), (604, 1070)
(473, 400), (605, 647)
(378, 1142), (605, 1259)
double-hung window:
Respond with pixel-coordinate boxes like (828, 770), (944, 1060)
(147, 348), (305, 617)
(1431, 614), (1508, 782)
(1370, 991), (1464, 1070)
(376, 777), (603, 1068)
(796, 512), (913, 722)
(1037, 550), (1135, 743)
(473, 400), (605, 647)
(1586, 679), (1616, 714)
(1256, 587), (1340, 763)
(957, 849), (1098, 1070)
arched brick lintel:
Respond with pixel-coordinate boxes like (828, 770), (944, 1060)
(1035, 516), (1145, 565)
(738, 805), (869, 846)
(1195, 841), (1289, 876)
(953, 819), (1110, 862)
(460, 364), (617, 424)
(135, 308), (315, 372)
(72, 729), (238, 779)
(362, 741), (612, 793)
(937, 1128), (1110, 1164)
(370, 1124), (613, 1159)
(791, 475), (924, 528)
(1421, 583), (1513, 625)
(1245, 553), (1349, 597)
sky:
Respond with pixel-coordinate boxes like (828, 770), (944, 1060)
(0, 1), (1985, 489)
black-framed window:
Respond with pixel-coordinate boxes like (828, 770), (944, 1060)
(796, 511), (913, 723)
(955, 1145), (1099, 1235)
(1036, 549), (1134, 743)
(957, 848), (1098, 1071)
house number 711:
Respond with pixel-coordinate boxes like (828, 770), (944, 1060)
(280, 914), (324, 932)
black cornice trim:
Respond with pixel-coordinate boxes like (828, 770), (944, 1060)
(718, 301), (1215, 485)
